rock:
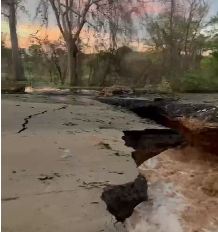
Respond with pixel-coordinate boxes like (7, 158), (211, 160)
(101, 175), (148, 222)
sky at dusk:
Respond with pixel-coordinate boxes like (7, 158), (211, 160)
(1, 0), (218, 51)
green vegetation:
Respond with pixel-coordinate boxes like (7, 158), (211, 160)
(1, 1), (218, 93)
(180, 56), (218, 92)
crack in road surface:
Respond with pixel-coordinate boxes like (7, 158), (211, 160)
(17, 110), (48, 133)
(17, 105), (68, 133)
(2, 197), (20, 202)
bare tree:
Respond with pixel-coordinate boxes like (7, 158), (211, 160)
(30, 33), (67, 84)
(37, 0), (109, 86)
(107, 0), (135, 51)
(1, 0), (26, 81)
(37, 0), (138, 86)
(85, 0), (136, 86)
(48, 41), (67, 84)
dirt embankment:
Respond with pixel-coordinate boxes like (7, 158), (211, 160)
(100, 97), (218, 232)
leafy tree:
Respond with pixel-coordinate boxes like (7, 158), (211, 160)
(141, 0), (208, 83)
(179, 12), (218, 92)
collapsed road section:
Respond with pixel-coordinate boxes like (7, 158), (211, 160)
(99, 97), (218, 155)
(123, 128), (185, 166)
(99, 96), (218, 231)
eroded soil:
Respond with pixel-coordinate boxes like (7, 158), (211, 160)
(99, 93), (218, 232)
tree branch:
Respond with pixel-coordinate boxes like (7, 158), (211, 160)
(49, 0), (65, 38)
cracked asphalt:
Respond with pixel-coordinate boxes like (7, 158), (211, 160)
(2, 94), (159, 232)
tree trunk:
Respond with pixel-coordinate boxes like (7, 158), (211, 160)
(169, 0), (175, 71)
(56, 65), (64, 85)
(49, 69), (53, 82)
(8, 0), (25, 81)
(67, 40), (78, 86)
(53, 58), (64, 84)
(88, 66), (94, 86)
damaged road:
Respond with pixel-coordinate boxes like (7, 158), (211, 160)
(99, 96), (218, 154)
(99, 96), (218, 232)
(2, 94), (149, 232)
(2, 93), (218, 232)
(123, 128), (185, 166)
(17, 105), (68, 133)
(101, 174), (147, 222)
(17, 110), (48, 133)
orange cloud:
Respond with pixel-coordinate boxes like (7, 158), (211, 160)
(3, 22), (149, 53)
(2, 22), (61, 48)
(18, 24), (61, 48)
